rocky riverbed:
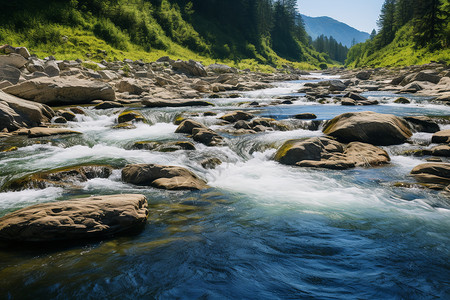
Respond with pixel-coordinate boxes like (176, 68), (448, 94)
(0, 45), (449, 298)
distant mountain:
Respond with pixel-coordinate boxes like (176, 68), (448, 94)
(300, 14), (370, 47)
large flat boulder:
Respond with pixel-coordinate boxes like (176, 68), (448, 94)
(323, 111), (412, 145)
(411, 163), (450, 187)
(122, 164), (208, 190)
(171, 59), (207, 77)
(0, 194), (148, 242)
(142, 98), (213, 107)
(0, 53), (27, 68)
(4, 77), (115, 105)
(0, 90), (54, 132)
(16, 127), (81, 138)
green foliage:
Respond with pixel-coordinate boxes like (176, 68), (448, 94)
(93, 19), (130, 50)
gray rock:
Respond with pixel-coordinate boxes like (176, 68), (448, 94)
(356, 71), (371, 80)
(44, 60), (60, 77)
(403, 116), (440, 133)
(0, 65), (21, 84)
(0, 53), (27, 68)
(171, 59), (207, 77)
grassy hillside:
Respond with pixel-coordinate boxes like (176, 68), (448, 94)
(0, 0), (329, 71)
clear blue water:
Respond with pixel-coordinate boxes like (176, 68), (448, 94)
(0, 77), (449, 299)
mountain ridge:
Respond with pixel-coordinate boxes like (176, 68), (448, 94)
(301, 14), (370, 47)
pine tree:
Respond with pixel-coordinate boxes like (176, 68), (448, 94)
(377, 0), (396, 48)
(413, 0), (446, 47)
(370, 29), (377, 40)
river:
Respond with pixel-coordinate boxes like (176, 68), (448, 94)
(0, 75), (449, 299)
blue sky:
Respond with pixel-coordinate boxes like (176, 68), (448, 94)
(297, 0), (385, 33)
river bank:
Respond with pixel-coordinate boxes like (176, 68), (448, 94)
(0, 47), (449, 298)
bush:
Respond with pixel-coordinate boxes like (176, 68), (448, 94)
(319, 63), (328, 70)
(93, 18), (129, 50)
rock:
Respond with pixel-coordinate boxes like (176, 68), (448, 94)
(0, 65), (21, 84)
(432, 130), (450, 143)
(122, 164), (208, 190)
(142, 98), (213, 107)
(1, 45), (30, 59)
(0, 90), (54, 132)
(26, 59), (45, 73)
(344, 92), (367, 101)
(394, 97), (410, 104)
(201, 158), (222, 169)
(234, 120), (251, 129)
(275, 137), (390, 170)
(53, 116), (67, 124)
(116, 79), (144, 95)
(401, 82), (424, 93)
(98, 70), (120, 80)
(94, 101), (124, 109)
(69, 107), (85, 115)
(323, 111), (412, 145)
(117, 111), (144, 124)
(401, 71), (441, 86)
(403, 116), (440, 133)
(16, 127), (82, 138)
(60, 110), (76, 121)
(2, 165), (113, 191)
(321, 80), (346, 92)
(293, 113), (317, 120)
(207, 64), (235, 74)
(171, 59), (207, 77)
(411, 163), (450, 187)
(341, 98), (356, 106)
(175, 119), (208, 134)
(192, 127), (224, 146)
(44, 60), (60, 77)
(4, 77), (115, 105)
(133, 141), (195, 152)
(0, 53), (27, 68)
(356, 71), (371, 80)
(0, 194), (148, 242)
(431, 145), (450, 157)
(219, 111), (254, 123)
(391, 75), (405, 85)
(0, 80), (12, 89)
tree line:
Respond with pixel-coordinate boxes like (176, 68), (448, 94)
(312, 35), (349, 63)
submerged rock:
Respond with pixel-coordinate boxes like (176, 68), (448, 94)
(192, 127), (224, 146)
(219, 111), (254, 123)
(0, 194), (148, 242)
(323, 111), (412, 146)
(122, 164), (208, 190)
(118, 111), (144, 124)
(4, 77), (115, 105)
(293, 113), (317, 120)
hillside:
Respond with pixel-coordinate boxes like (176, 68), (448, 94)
(0, 0), (328, 70)
(301, 14), (370, 47)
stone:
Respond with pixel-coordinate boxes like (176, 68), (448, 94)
(175, 119), (208, 134)
(0, 53), (27, 68)
(403, 116), (440, 133)
(133, 141), (195, 152)
(341, 98), (356, 106)
(122, 164), (208, 190)
(207, 64), (235, 74)
(118, 111), (144, 124)
(44, 60), (60, 77)
(192, 127), (224, 146)
(394, 97), (410, 104)
(98, 70), (120, 80)
(431, 145), (450, 157)
(432, 130), (450, 144)
(356, 71), (371, 80)
(53, 116), (67, 124)
(219, 111), (254, 123)
(234, 120), (251, 129)
(401, 71), (441, 86)
(411, 163), (450, 187)
(116, 79), (144, 95)
(0, 65), (21, 84)
(142, 98), (213, 108)
(201, 158), (222, 169)
(293, 113), (317, 120)
(342, 142), (390, 167)
(2, 165), (113, 191)
(4, 77), (115, 105)
(323, 111), (412, 145)
(400, 82), (424, 93)
(322, 80), (346, 92)
(16, 127), (82, 138)
(171, 59), (207, 77)
(0, 90), (54, 132)
(60, 110), (76, 121)
(94, 101), (124, 109)
(0, 80), (12, 89)
(0, 194), (148, 242)
(344, 92), (367, 101)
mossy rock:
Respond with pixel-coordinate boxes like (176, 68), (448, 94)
(174, 116), (186, 125)
(118, 111), (144, 124)
(1, 146), (18, 153)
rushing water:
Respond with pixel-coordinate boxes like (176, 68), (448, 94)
(0, 75), (449, 299)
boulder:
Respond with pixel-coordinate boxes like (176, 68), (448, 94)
(53, 116), (67, 124)
(356, 71), (371, 80)
(0, 90), (54, 132)
(207, 64), (235, 74)
(117, 111), (144, 123)
(342, 142), (390, 167)
(403, 116), (440, 133)
(175, 119), (208, 134)
(432, 130), (450, 143)
(293, 113), (317, 120)
(94, 101), (124, 109)
(400, 82), (424, 93)
(122, 164), (208, 190)
(0, 194), (148, 242)
(171, 59), (207, 77)
(323, 111), (412, 145)
(401, 71), (441, 86)
(411, 163), (450, 187)
(431, 145), (450, 157)
(16, 127), (81, 138)
(0, 65), (21, 84)
(2, 165), (113, 191)
(344, 92), (367, 101)
(321, 80), (346, 92)
(133, 141), (195, 152)
(44, 60), (60, 77)
(59, 110), (76, 121)
(0, 53), (27, 68)
(116, 79), (144, 95)
(192, 127), (224, 146)
(142, 98), (213, 108)
(201, 158), (222, 169)
(394, 97), (410, 104)
(219, 111), (254, 123)
(1, 45), (30, 59)
(4, 77), (115, 105)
